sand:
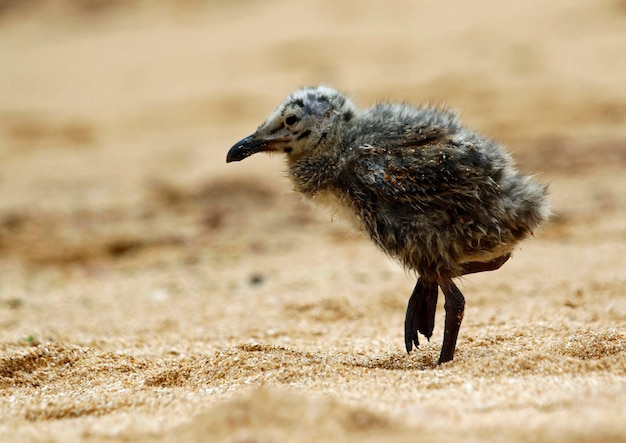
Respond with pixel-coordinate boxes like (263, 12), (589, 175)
(0, 1), (625, 441)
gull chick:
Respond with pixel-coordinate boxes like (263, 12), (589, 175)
(227, 86), (550, 364)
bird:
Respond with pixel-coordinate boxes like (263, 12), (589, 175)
(226, 86), (550, 364)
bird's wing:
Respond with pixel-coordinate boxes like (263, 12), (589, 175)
(342, 129), (493, 208)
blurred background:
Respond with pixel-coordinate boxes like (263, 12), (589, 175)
(0, 3), (625, 439)
(0, 0), (625, 304)
(1, 0), (625, 202)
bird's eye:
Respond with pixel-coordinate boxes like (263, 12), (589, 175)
(285, 115), (299, 126)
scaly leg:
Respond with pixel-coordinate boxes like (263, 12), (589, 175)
(404, 254), (511, 362)
(437, 275), (465, 364)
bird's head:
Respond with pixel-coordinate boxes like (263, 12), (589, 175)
(227, 86), (357, 163)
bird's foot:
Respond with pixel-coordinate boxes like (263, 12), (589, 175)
(404, 278), (438, 353)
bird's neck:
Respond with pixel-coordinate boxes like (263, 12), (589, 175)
(286, 144), (343, 197)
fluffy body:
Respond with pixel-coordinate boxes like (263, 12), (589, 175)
(280, 90), (549, 278)
(227, 86), (550, 363)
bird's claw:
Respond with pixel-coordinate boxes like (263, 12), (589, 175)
(405, 335), (419, 354)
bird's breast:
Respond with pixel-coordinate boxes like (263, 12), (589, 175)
(309, 189), (365, 232)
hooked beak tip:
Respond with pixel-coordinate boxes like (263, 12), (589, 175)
(226, 135), (263, 163)
(226, 133), (293, 163)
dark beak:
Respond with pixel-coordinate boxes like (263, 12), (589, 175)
(226, 135), (268, 163)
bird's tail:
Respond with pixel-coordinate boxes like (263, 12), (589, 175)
(505, 174), (551, 233)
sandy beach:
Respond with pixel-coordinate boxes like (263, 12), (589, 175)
(0, 1), (625, 441)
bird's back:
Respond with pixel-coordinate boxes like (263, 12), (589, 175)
(335, 103), (549, 276)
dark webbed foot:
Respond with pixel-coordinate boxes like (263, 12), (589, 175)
(437, 275), (465, 364)
(404, 277), (438, 353)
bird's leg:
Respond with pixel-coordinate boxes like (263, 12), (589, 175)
(404, 277), (438, 354)
(405, 255), (511, 361)
(426, 254), (511, 363)
(460, 253), (510, 276)
(437, 275), (465, 364)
